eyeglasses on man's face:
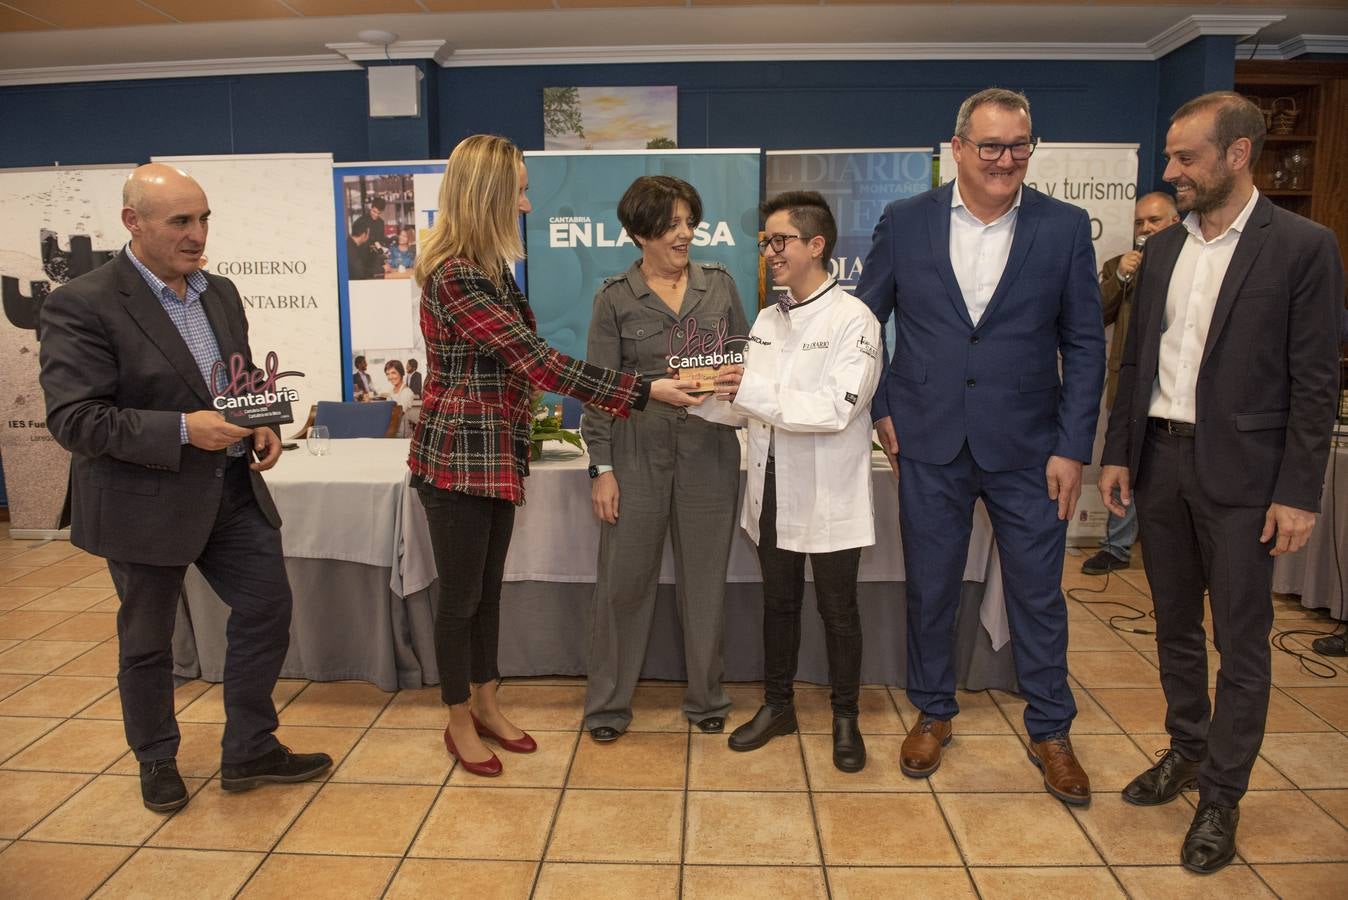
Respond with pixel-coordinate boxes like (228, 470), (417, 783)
(958, 136), (1039, 162)
(757, 233), (801, 255)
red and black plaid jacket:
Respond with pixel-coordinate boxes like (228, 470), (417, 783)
(409, 257), (645, 504)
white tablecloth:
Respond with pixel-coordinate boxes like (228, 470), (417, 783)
(266, 437), (1011, 649)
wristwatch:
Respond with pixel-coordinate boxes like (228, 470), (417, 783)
(587, 465), (600, 479)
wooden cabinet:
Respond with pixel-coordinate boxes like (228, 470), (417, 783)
(1236, 61), (1348, 275)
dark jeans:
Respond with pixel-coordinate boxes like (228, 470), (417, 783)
(109, 455), (292, 765)
(418, 484), (516, 706)
(757, 466), (863, 718)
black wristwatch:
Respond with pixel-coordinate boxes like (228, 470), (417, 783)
(588, 465), (601, 479)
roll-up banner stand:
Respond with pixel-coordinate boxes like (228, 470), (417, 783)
(0, 165), (133, 538)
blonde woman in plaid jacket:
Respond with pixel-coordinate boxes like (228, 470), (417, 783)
(410, 135), (706, 777)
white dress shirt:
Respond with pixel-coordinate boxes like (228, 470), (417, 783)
(950, 180), (1021, 326)
(1149, 188), (1261, 423)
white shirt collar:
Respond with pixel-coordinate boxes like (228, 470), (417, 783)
(1181, 186), (1260, 244)
(951, 179), (1022, 221)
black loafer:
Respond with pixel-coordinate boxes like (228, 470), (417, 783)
(727, 704), (797, 752)
(1181, 801), (1239, 874)
(1081, 550), (1129, 575)
(1121, 749), (1201, 806)
(695, 716), (725, 734)
(589, 726), (621, 743)
(140, 758), (188, 813)
(832, 717), (866, 772)
(220, 745), (332, 793)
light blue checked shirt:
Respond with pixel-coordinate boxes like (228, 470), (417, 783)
(125, 245), (245, 457)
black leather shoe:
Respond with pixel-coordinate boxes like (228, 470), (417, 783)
(832, 717), (866, 772)
(1121, 749), (1201, 806)
(140, 758), (188, 813)
(1181, 802), (1239, 874)
(695, 716), (725, 734)
(1081, 550), (1129, 575)
(728, 704), (797, 752)
(589, 726), (621, 743)
(220, 745), (332, 792)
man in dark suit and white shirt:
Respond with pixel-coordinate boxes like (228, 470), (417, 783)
(39, 164), (331, 813)
(1100, 92), (1344, 874)
(858, 88), (1105, 805)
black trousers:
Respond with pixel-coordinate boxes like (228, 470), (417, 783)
(757, 466), (863, 718)
(1135, 426), (1275, 807)
(418, 485), (516, 707)
(109, 456), (292, 765)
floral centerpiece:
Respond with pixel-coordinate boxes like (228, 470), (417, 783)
(529, 395), (584, 460)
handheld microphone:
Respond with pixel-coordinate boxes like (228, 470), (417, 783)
(1134, 234), (1148, 251)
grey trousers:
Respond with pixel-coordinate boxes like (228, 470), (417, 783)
(584, 408), (739, 731)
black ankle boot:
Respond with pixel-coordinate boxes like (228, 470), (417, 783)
(727, 704), (798, 752)
(832, 716), (866, 772)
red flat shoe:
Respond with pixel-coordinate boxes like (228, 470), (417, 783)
(443, 724), (502, 776)
(471, 712), (537, 754)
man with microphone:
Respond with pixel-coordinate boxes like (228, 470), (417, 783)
(1080, 192), (1179, 575)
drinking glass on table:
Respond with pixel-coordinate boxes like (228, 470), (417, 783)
(306, 425), (330, 456)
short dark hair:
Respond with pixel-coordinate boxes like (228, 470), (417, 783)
(1172, 91), (1266, 166)
(354, 355), (366, 367)
(384, 359), (405, 378)
(369, 195), (387, 211)
(617, 175), (703, 243)
(760, 191), (838, 262)
(407, 358), (418, 371)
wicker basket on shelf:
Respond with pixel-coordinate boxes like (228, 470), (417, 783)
(1270, 97), (1300, 135)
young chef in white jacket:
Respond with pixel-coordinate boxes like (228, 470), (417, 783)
(719, 191), (882, 772)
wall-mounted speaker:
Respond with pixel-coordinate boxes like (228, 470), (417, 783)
(367, 65), (422, 118)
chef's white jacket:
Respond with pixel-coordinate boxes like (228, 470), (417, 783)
(718, 283), (882, 553)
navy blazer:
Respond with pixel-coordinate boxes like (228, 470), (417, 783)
(858, 182), (1106, 472)
(1102, 196), (1343, 511)
(38, 252), (281, 566)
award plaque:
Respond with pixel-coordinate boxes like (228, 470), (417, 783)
(210, 350), (303, 427)
(666, 313), (746, 394)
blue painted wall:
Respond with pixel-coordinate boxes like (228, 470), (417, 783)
(2, 56), (1191, 191)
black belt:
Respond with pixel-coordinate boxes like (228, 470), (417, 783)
(1149, 417), (1195, 438)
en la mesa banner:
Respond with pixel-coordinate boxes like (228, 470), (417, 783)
(767, 149), (933, 351)
(523, 150), (762, 365)
(156, 153), (342, 427)
(939, 141), (1140, 541)
(0, 165), (132, 535)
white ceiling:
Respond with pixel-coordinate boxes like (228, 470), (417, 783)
(0, 4), (1344, 80)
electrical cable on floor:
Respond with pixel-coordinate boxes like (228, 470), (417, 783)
(1066, 568), (1157, 635)
(1271, 625), (1342, 679)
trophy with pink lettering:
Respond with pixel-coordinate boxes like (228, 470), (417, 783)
(666, 314), (746, 394)
(210, 351), (303, 427)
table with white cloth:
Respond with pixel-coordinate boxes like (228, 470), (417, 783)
(1272, 444), (1348, 620)
(174, 438), (1022, 693)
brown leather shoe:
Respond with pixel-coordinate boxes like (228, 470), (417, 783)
(900, 714), (952, 778)
(1028, 733), (1091, 806)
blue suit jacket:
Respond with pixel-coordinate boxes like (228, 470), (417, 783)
(858, 182), (1105, 472)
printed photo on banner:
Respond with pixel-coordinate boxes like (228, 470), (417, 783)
(543, 86), (678, 150)
(335, 163), (445, 405)
(522, 150), (760, 366)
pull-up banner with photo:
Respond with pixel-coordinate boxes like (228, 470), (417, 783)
(766, 148), (934, 350)
(155, 153), (343, 428)
(333, 161), (443, 404)
(0, 165), (132, 535)
(939, 141), (1140, 541)
(522, 150), (762, 365)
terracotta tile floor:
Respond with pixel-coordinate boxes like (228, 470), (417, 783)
(1, 532), (1346, 898)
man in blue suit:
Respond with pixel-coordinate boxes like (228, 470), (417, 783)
(858, 88), (1105, 805)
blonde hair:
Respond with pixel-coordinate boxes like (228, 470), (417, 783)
(414, 134), (525, 288)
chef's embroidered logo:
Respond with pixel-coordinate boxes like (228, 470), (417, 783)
(845, 392), (858, 405)
(857, 334), (879, 359)
(801, 340), (829, 351)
